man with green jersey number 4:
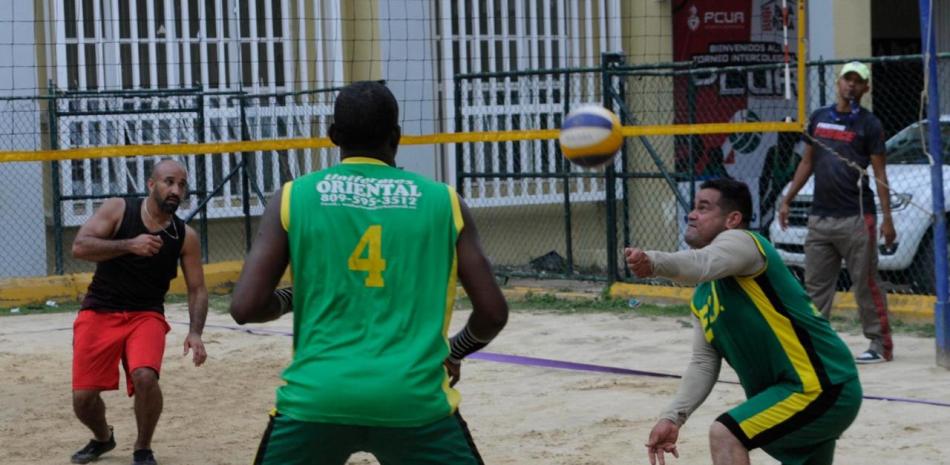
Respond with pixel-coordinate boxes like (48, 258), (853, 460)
(230, 81), (508, 465)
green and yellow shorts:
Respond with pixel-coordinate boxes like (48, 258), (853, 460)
(717, 377), (862, 465)
(253, 410), (484, 465)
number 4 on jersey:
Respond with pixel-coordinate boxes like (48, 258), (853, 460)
(348, 225), (386, 287)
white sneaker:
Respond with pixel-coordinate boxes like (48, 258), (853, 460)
(855, 350), (886, 364)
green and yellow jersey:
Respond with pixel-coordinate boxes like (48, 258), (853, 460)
(691, 231), (858, 398)
(277, 157), (464, 427)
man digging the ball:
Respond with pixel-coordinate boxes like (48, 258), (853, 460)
(627, 179), (861, 465)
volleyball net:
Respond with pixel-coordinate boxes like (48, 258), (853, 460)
(3, 1), (945, 299)
(3, 53), (943, 289)
(0, 0), (806, 164)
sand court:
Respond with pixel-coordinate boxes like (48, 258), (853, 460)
(2, 305), (949, 465)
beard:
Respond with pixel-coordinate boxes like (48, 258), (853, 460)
(159, 195), (181, 214)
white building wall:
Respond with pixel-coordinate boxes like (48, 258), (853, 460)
(807, 1), (836, 62)
(379, 0), (440, 180)
(0, 2), (47, 277)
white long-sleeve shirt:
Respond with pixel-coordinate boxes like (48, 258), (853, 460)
(644, 229), (765, 426)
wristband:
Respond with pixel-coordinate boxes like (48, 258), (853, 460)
(448, 325), (492, 363)
(274, 287), (294, 315)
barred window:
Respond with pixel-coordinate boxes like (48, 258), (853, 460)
(435, 0), (623, 207)
(53, 0), (342, 225)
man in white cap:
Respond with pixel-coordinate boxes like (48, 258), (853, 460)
(778, 61), (895, 363)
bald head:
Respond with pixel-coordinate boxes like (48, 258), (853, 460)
(149, 159), (187, 181)
(147, 159), (188, 214)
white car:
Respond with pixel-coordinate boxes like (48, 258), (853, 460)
(768, 116), (950, 293)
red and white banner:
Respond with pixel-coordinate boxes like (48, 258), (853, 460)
(672, 0), (799, 228)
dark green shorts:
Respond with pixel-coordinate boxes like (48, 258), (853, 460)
(718, 378), (862, 465)
(253, 411), (484, 465)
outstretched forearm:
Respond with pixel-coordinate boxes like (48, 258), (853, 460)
(660, 321), (721, 426)
(646, 230), (764, 285)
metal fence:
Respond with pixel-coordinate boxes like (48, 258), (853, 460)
(0, 85), (340, 278)
(0, 54), (946, 296)
(455, 53), (949, 295)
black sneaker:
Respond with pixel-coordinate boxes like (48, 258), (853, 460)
(855, 350), (886, 364)
(70, 428), (116, 464)
(132, 448), (158, 465)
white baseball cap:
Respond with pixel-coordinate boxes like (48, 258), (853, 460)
(839, 61), (870, 81)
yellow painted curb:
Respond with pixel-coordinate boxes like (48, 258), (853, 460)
(167, 260), (246, 295)
(609, 282), (937, 323)
(608, 283), (695, 304)
(1, 266), (938, 325)
(0, 272), (94, 307)
(0, 260), (274, 307)
(831, 292), (935, 322)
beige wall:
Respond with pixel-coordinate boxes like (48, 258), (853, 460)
(285, 0), (385, 88)
(620, 0), (680, 251)
(48, 202), (637, 278)
(474, 192), (681, 274)
(473, 202), (613, 272)
(833, 1), (873, 59)
(35, 0), (50, 92)
(831, 1), (875, 109)
(341, 0), (383, 81)
(623, 0), (674, 65)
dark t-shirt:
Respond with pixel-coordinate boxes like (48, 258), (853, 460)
(804, 106), (886, 217)
(81, 197), (186, 313)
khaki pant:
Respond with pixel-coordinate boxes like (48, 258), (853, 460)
(804, 215), (894, 359)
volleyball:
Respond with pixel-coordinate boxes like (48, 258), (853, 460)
(558, 105), (623, 167)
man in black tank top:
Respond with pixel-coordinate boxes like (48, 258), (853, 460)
(69, 159), (208, 465)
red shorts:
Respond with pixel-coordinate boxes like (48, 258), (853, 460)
(72, 310), (170, 396)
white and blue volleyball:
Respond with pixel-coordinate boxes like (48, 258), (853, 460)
(558, 104), (623, 167)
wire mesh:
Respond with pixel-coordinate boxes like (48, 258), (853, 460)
(457, 54), (949, 296)
(0, 86), (344, 278)
(0, 54), (946, 299)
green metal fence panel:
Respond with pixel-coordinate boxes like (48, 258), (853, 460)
(0, 55), (945, 298)
(0, 86), (341, 279)
(454, 53), (949, 295)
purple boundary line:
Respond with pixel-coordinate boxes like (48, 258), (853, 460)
(468, 351), (687, 381)
(189, 321), (950, 408)
(5, 320), (947, 409)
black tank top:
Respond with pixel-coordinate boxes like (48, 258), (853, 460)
(81, 197), (186, 313)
